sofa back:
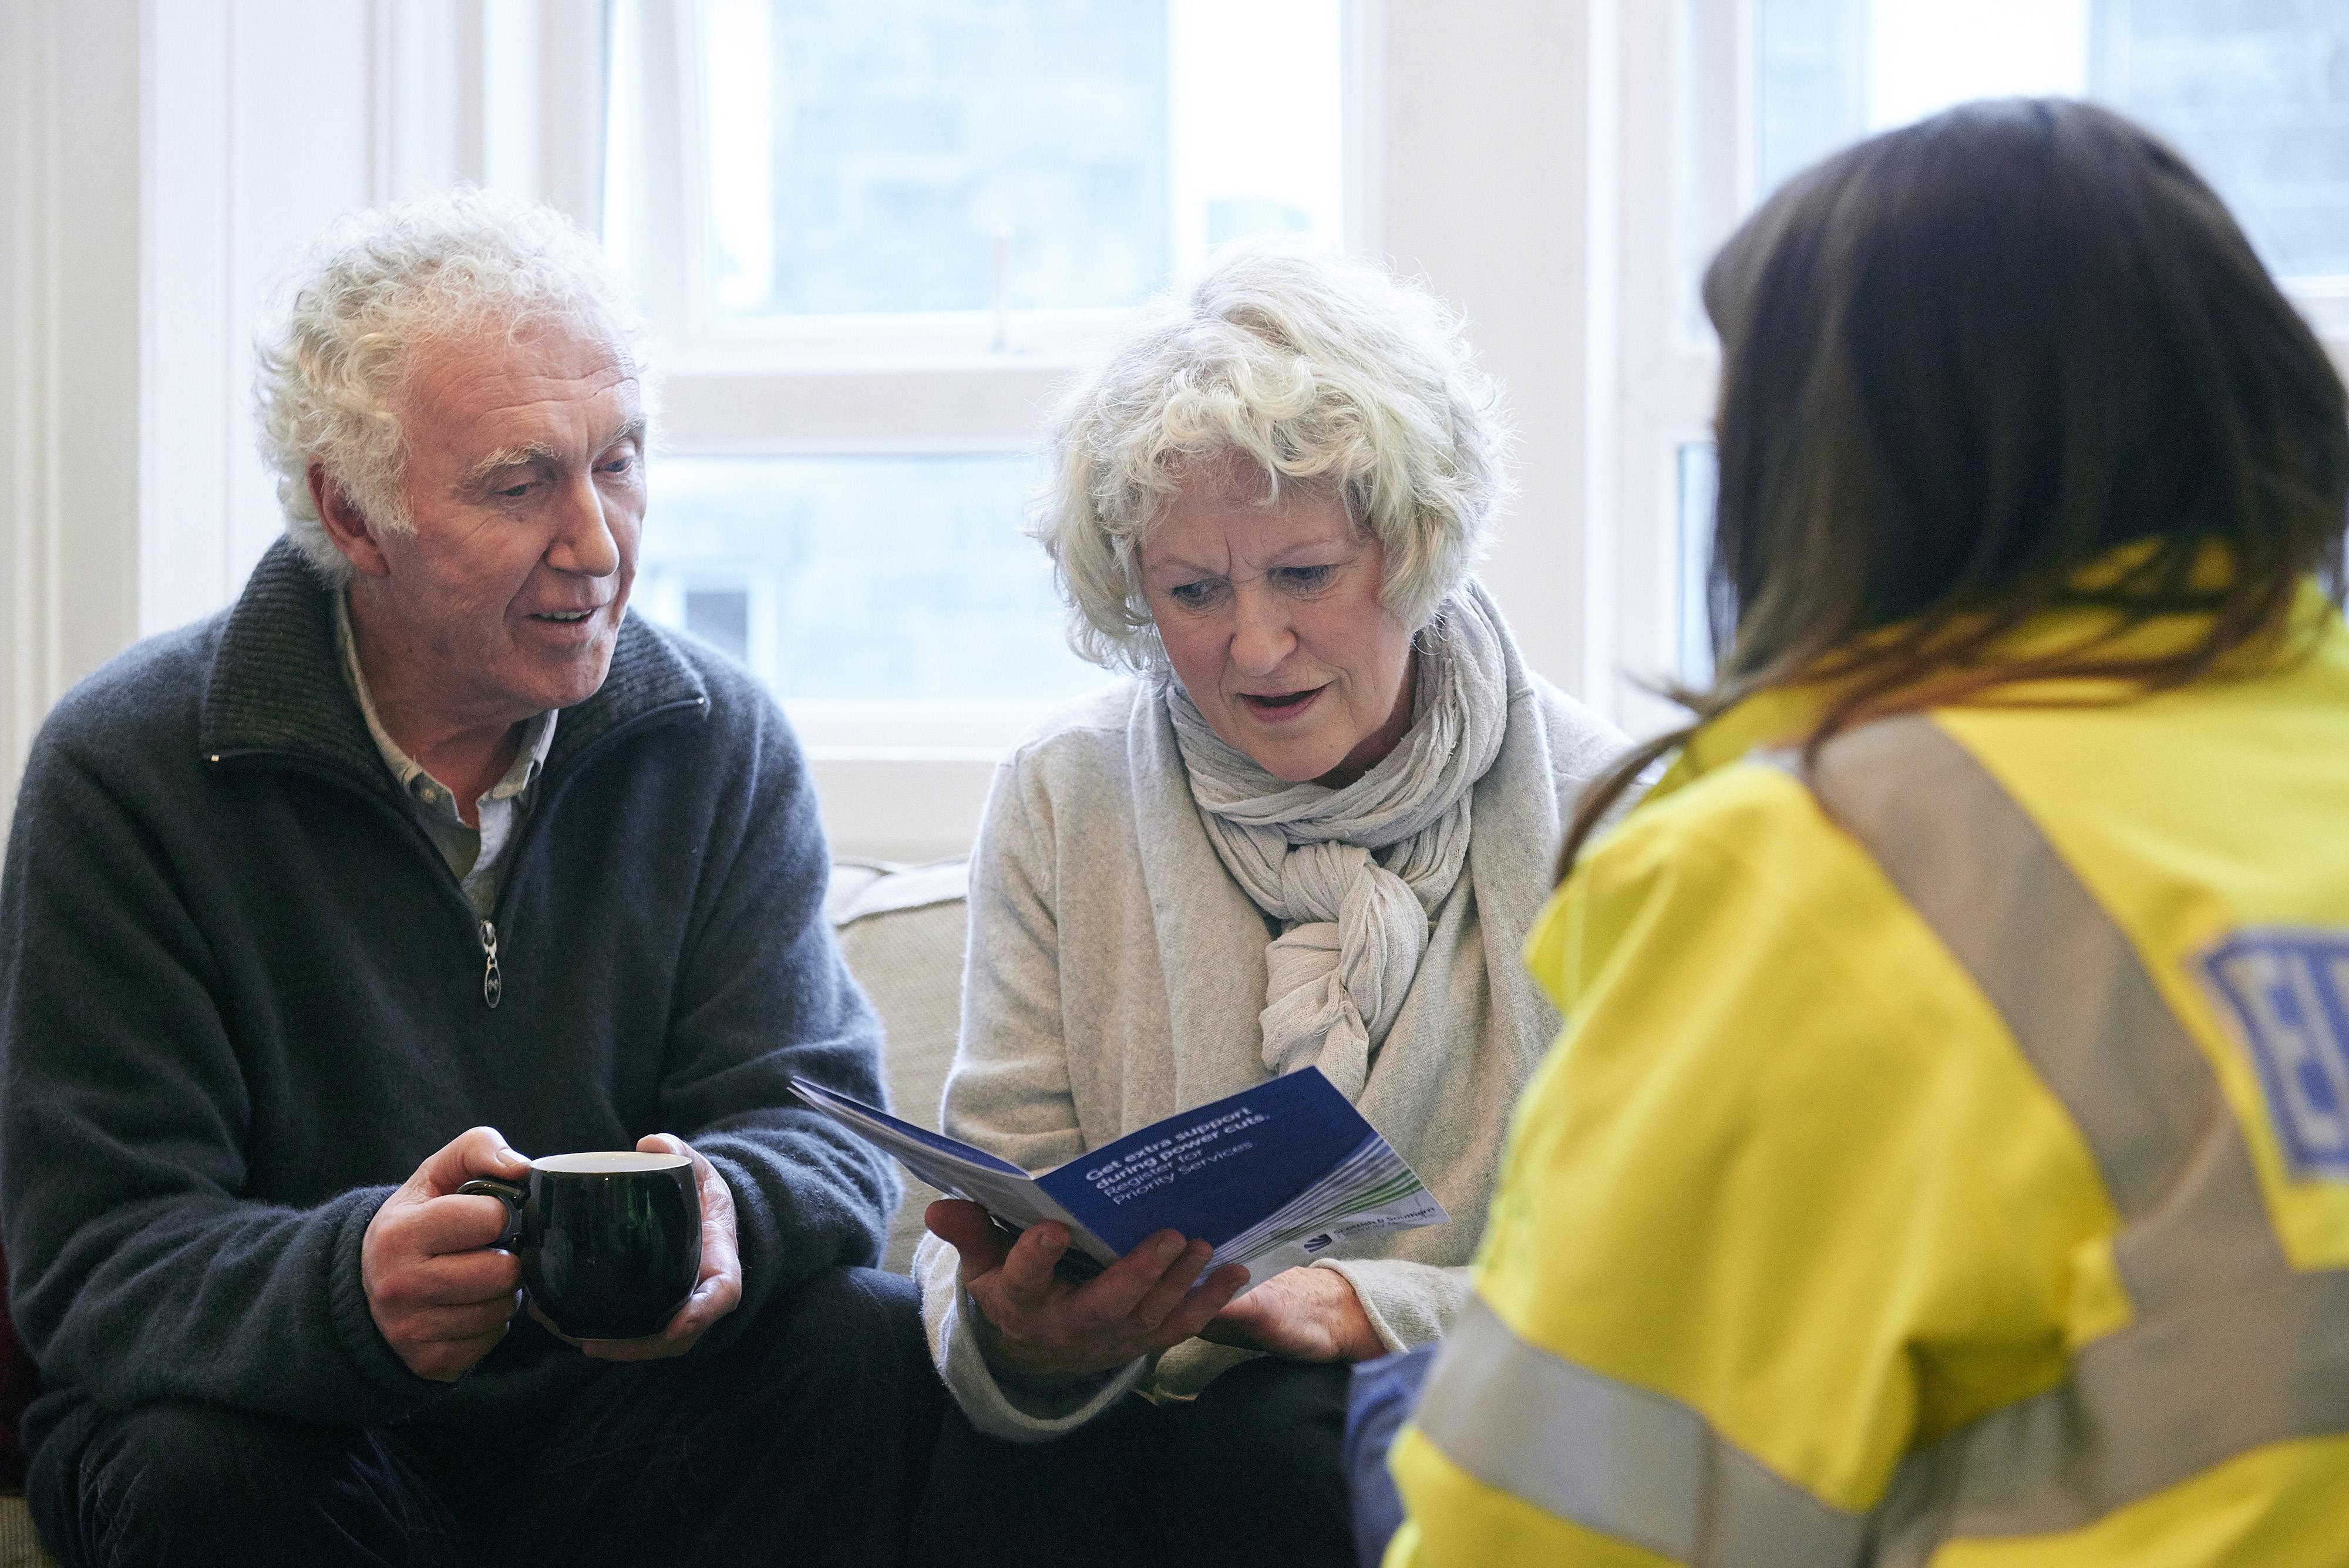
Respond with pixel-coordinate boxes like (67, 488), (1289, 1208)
(827, 856), (970, 1272)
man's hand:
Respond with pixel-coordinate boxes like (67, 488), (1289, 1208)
(926, 1198), (1247, 1382)
(1199, 1264), (1387, 1362)
(537, 1133), (742, 1362)
(362, 1126), (532, 1382)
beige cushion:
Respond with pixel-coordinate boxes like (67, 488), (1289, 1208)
(829, 857), (970, 1273)
(0, 1496), (51, 1566)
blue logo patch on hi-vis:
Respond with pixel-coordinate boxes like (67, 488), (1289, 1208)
(2201, 928), (2349, 1179)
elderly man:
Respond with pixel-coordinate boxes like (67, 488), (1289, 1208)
(0, 191), (938, 1565)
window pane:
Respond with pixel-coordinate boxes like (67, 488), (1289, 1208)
(1755, 0), (2349, 279)
(636, 454), (1107, 701)
(1756, 0), (1869, 199)
(696, 0), (1342, 318)
(2094, 1), (2349, 280)
(683, 587), (752, 662)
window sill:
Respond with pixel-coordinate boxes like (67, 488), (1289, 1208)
(785, 695), (1116, 862)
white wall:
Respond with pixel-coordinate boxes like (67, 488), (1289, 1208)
(147, 0), (376, 635)
(4, 0), (146, 837)
(1376, 1), (1605, 706)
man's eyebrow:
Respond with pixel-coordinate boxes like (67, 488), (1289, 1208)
(459, 443), (560, 489)
(459, 420), (645, 490)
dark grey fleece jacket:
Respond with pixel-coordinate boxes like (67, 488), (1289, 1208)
(0, 539), (898, 1452)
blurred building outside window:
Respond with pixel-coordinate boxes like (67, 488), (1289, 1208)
(1674, 0), (2349, 691)
(606, 0), (1344, 740)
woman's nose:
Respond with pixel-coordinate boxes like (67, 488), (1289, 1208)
(1229, 584), (1295, 674)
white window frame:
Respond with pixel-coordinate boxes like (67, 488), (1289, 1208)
(604, 0), (1381, 859)
(609, 0), (1293, 374)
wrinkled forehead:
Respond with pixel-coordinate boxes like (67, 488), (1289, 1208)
(1141, 452), (1361, 567)
(1150, 448), (1352, 529)
(395, 315), (642, 450)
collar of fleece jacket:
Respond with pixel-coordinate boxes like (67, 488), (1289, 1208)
(197, 536), (710, 793)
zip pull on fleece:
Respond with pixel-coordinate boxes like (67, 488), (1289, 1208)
(479, 918), (503, 1008)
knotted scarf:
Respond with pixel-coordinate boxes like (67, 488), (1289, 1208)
(1167, 583), (1510, 1101)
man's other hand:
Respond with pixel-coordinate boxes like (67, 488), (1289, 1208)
(537, 1133), (743, 1362)
(361, 1126), (532, 1382)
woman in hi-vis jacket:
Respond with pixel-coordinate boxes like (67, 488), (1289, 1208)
(1389, 98), (2349, 1567)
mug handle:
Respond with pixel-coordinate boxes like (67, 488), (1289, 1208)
(457, 1177), (528, 1251)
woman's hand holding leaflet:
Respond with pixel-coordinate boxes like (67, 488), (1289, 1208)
(926, 1197), (1247, 1381)
(1199, 1263), (1386, 1362)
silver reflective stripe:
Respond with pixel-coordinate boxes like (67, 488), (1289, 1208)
(1774, 718), (2216, 1224)
(1872, 1269), (2349, 1564)
(1413, 1294), (1869, 1566)
(1776, 715), (2349, 1564)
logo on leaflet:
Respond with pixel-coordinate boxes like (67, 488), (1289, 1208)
(2202, 928), (2349, 1177)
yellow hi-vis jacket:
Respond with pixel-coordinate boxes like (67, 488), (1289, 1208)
(1389, 586), (2349, 1566)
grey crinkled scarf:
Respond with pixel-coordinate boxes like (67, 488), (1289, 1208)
(1167, 583), (1510, 1101)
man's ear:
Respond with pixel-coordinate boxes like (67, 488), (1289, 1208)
(309, 462), (395, 579)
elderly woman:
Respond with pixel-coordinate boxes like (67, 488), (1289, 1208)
(908, 246), (1626, 1567)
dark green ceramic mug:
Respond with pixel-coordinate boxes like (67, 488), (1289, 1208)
(460, 1152), (702, 1340)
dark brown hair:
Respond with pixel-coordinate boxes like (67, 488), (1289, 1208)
(1560, 97), (2348, 879)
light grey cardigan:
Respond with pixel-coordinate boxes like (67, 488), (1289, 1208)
(914, 650), (1626, 1441)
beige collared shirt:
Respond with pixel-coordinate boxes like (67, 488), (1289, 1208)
(335, 593), (558, 917)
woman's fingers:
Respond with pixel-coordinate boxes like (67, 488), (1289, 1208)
(994, 1220), (1077, 1313)
(970, 1226), (1236, 1379)
(1069, 1230), (1193, 1321)
(926, 1199), (1012, 1283)
(1159, 1263), (1252, 1344)
(1124, 1237), (1218, 1329)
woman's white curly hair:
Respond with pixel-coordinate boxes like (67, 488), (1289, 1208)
(1035, 241), (1511, 669)
(254, 187), (652, 585)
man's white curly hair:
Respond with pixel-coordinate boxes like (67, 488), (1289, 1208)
(1035, 241), (1511, 669)
(254, 187), (653, 585)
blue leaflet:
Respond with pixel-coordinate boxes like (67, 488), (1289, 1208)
(1036, 1068), (1381, 1254)
(788, 1084), (1030, 1177)
(789, 1065), (1447, 1292)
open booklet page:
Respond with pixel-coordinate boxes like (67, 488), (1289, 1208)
(788, 1066), (1447, 1292)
